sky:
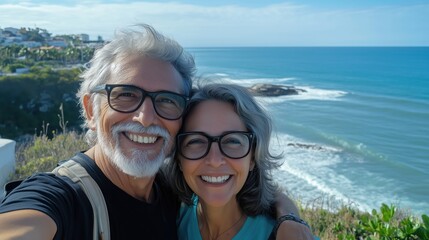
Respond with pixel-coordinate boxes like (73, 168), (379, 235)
(1, 0), (429, 47)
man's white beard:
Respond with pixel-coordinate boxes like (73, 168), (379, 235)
(97, 122), (173, 178)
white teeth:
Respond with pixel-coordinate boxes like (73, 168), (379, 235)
(126, 133), (157, 144)
(201, 175), (230, 183)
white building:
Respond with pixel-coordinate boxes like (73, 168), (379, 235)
(80, 33), (90, 42)
(0, 139), (16, 199)
(47, 40), (68, 48)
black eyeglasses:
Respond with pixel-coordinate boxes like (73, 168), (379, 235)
(91, 84), (189, 120)
(177, 131), (254, 160)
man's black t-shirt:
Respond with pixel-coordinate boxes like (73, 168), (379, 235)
(0, 152), (180, 239)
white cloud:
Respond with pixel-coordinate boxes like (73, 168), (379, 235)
(1, 2), (428, 46)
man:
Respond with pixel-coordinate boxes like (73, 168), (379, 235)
(0, 24), (312, 239)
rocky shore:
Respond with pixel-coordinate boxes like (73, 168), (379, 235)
(248, 83), (306, 96)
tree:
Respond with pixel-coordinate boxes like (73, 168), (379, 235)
(18, 27), (49, 42)
(18, 47), (31, 58)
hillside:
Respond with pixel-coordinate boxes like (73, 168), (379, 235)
(0, 67), (83, 139)
(1, 27), (99, 140)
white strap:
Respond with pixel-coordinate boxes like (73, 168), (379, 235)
(53, 160), (110, 240)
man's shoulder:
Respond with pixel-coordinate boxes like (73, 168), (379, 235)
(0, 171), (84, 218)
(2, 152), (90, 201)
(0, 155), (94, 239)
(4, 171), (79, 200)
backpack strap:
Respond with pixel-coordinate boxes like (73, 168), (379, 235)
(53, 159), (110, 240)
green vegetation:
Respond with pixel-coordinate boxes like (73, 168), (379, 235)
(11, 129), (88, 181)
(0, 45), (95, 71)
(301, 198), (429, 239)
(15, 27), (50, 43)
(0, 27), (102, 139)
(0, 66), (83, 139)
(10, 130), (429, 239)
(1, 27), (95, 69)
(0, 40), (94, 139)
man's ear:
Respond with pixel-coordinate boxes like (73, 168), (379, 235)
(83, 94), (96, 130)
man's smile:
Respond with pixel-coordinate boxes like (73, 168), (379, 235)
(124, 132), (159, 144)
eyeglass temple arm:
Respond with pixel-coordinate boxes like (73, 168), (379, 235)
(90, 84), (107, 93)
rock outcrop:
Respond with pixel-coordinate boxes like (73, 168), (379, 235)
(248, 83), (306, 97)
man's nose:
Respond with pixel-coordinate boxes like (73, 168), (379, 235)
(204, 143), (225, 167)
(132, 97), (157, 126)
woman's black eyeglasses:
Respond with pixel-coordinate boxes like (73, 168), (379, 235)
(177, 131), (254, 160)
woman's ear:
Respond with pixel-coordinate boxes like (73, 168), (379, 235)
(178, 159), (183, 171)
(250, 159), (256, 171)
(83, 94), (96, 130)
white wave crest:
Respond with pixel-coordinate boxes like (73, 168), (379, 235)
(201, 74), (347, 101)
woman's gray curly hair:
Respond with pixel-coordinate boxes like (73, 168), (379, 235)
(164, 82), (282, 216)
(76, 23), (196, 145)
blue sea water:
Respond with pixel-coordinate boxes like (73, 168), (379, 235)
(187, 47), (429, 216)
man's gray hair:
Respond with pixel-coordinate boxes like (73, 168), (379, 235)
(76, 24), (196, 145)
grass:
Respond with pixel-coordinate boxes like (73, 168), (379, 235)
(8, 131), (429, 239)
(11, 128), (88, 181)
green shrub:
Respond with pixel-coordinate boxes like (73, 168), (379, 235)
(415, 214), (429, 239)
(301, 200), (429, 240)
(12, 131), (89, 181)
(0, 68), (82, 139)
(5, 63), (27, 73)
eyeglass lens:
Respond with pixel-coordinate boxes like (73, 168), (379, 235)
(107, 85), (186, 120)
(178, 132), (252, 160)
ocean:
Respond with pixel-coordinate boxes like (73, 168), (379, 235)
(187, 47), (429, 216)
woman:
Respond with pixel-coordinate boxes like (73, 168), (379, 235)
(166, 83), (312, 239)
